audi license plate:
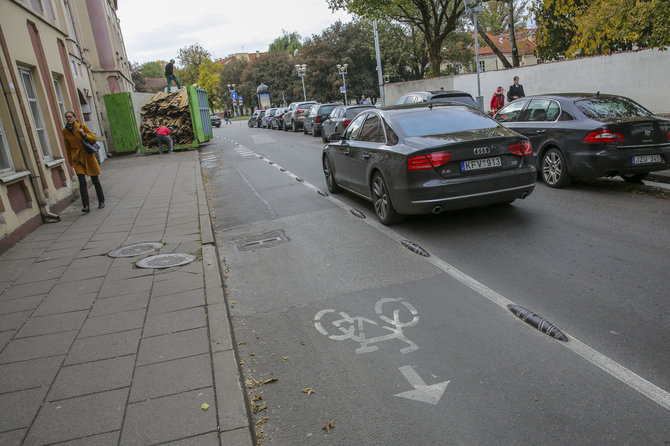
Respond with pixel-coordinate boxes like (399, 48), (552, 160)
(632, 154), (662, 165)
(461, 156), (502, 171)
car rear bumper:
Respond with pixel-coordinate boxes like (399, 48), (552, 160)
(565, 146), (670, 179)
(392, 167), (536, 214)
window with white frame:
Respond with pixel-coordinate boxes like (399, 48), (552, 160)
(478, 60), (486, 73)
(0, 117), (14, 172)
(19, 67), (52, 159)
(53, 78), (67, 126)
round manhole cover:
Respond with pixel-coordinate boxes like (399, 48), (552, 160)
(136, 253), (196, 269)
(108, 242), (163, 258)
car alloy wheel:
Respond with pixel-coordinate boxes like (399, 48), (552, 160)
(322, 156), (341, 193)
(541, 148), (571, 188)
(371, 172), (402, 225)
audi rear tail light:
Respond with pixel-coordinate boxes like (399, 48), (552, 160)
(343, 119), (352, 126)
(583, 129), (625, 143)
(508, 141), (533, 156)
(408, 152), (452, 170)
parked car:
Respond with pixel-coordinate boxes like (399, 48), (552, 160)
(322, 103), (536, 224)
(210, 113), (221, 128)
(248, 109), (266, 128)
(261, 108), (278, 128)
(494, 93), (670, 187)
(321, 105), (376, 143)
(271, 107), (287, 130)
(396, 90), (478, 108)
(283, 101), (318, 132)
(303, 103), (339, 137)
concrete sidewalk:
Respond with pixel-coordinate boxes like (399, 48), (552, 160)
(0, 151), (253, 445)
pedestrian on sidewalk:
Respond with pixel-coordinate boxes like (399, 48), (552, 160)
(490, 86), (506, 114)
(156, 126), (174, 154)
(507, 76), (525, 102)
(62, 111), (105, 212)
(224, 110), (231, 125)
(165, 59), (181, 93)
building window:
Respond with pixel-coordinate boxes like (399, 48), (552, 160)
(19, 67), (52, 159)
(30, 0), (44, 14)
(53, 78), (67, 125)
(0, 117), (14, 172)
(64, 0), (78, 43)
(70, 58), (77, 78)
(478, 60), (486, 73)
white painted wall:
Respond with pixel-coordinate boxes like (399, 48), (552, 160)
(384, 48), (670, 115)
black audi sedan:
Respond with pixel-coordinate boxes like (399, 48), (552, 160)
(494, 93), (670, 187)
(322, 103), (536, 224)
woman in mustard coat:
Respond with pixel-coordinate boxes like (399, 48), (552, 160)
(62, 111), (105, 213)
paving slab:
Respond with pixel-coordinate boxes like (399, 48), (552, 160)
(47, 355), (135, 401)
(0, 295), (45, 315)
(23, 388), (128, 445)
(119, 388), (217, 445)
(0, 280), (55, 301)
(0, 330), (13, 350)
(143, 306), (206, 337)
(151, 274), (203, 297)
(32, 293), (96, 317)
(136, 327), (209, 366)
(15, 311), (88, 338)
(79, 309), (145, 338)
(213, 350), (249, 432)
(54, 431), (119, 446)
(89, 293), (149, 318)
(0, 387), (48, 431)
(12, 265), (67, 285)
(220, 428), (254, 446)
(0, 356), (63, 393)
(0, 429), (27, 446)
(97, 275), (153, 299)
(46, 277), (104, 299)
(129, 353), (212, 403)
(163, 432), (220, 445)
(147, 288), (205, 315)
(64, 329), (141, 365)
(0, 310), (31, 331)
(0, 331), (77, 364)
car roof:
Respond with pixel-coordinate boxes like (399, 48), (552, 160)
(381, 101), (474, 112)
(404, 90), (473, 98)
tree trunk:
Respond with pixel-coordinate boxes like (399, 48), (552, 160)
(477, 23), (512, 69)
(427, 40), (443, 78)
(507, 0), (520, 66)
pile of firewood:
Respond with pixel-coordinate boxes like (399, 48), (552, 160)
(140, 89), (194, 148)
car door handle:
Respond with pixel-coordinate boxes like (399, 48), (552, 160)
(536, 130), (546, 134)
(363, 154), (371, 160)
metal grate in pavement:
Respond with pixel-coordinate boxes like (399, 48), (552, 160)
(136, 253), (196, 269)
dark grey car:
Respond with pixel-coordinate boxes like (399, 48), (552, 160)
(494, 93), (670, 187)
(303, 103), (339, 137)
(321, 105), (376, 143)
(322, 103), (536, 224)
(396, 90), (478, 108)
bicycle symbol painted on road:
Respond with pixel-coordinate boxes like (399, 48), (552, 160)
(314, 298), (419, 354)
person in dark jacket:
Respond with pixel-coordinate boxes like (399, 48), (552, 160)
(165, 59), (181, 92)
(507, 76), (525, 102)
(62, 111), (105, 212)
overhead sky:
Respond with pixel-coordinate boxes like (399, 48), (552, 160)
(116, 0), (355, 65)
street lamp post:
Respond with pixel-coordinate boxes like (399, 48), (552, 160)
(464, 0), (484, 110)
(227, 83), (237, 117)
(336, 63), (348, 105)
(295, 64), (307, 101)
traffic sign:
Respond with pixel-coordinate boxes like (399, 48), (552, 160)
(340, 86), (346, 93)
(238, 96), (243, 104)
(231, 92), (238, 100)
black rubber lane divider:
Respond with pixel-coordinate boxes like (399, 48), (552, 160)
(295, 177), (304, 182)
(350, 208), (366, 219)
(507, 305), (568, 342)
(280, 168), (287, 172)
(317, 190), (329, 197)
(401, 240), (430, 257)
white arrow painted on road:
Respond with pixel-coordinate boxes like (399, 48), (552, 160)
(394, 365), (450, 405)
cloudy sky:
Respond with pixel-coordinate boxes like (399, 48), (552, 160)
(116, 0), (355, 65)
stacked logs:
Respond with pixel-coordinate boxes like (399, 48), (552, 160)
(140, 89), (194, 148)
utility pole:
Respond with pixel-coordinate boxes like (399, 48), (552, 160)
(373, 20), (385, 106)
(508, 0), (520, 66)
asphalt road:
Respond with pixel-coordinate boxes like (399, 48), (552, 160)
(202, 122), (670, 445)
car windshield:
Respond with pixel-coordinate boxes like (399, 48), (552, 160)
(430, 95), (477, 107)
(575, 97), (653, 119)
(298, 102), (316, 108)
(390, 107), (498, 137)
(320, 105), (337, 114)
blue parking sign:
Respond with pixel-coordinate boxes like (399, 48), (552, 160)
(231, 92), (238, 100)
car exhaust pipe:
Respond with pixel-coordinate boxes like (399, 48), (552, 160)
(432, 205), (443, 215)
(521, 192), (529, 199)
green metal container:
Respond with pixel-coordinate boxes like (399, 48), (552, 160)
(103, 92), (141, 153)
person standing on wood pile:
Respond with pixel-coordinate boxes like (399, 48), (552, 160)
(62, 111), (105, 213)
(155, 126), (174, 154)
(165, 59), (181, 92)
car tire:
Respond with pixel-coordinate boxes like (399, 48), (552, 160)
(248, 120), (252, 128)
(312, 127), (319, 137)
(371, 172), (403, 225)
(322, 156), (341, 193)
(621, 173), (648, 183)
(322, 132), (329, 143)
(292, 121), (298, 132)
(541, 148), (571, 188)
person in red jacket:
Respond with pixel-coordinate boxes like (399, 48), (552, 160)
(490, 86), (505, 114)
(155, 126), (173, 154)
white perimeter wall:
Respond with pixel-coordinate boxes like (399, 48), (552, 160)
(384, 48), (670, 115)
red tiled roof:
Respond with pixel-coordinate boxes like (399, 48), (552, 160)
(477, 29), (536, 57)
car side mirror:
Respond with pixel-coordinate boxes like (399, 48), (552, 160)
(329, 133), (342, 142)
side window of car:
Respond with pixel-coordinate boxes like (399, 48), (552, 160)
(521, 99), (552, 121)
(559, 111), (575, 121)
(546, 101), (560, 121)
(358, 115), (384, 143)
(383, 120), (398, 145)
(495, 100), (527, 122)
(343, 114), (367, 141)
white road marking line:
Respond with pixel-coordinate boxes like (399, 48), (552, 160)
(232, 143), (670, 412)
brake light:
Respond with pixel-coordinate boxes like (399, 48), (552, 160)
(316, 116), (321, 123)
(667, 130), (670, 141)
(296, 109), (304, 114)
(508, 141), (533, 156)
(343, 119), (352, 126)
(408, 152), (452, 170)
(583, 129), (625, 143)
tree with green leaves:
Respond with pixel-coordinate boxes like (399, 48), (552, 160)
(327, 0), (466, 77)
(197, 59), (223, 110)
(268, 31), (303, 54)
(177, 43), (212, 85)
(140, 61), (164, 78)
(131, 62), (147, 92)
